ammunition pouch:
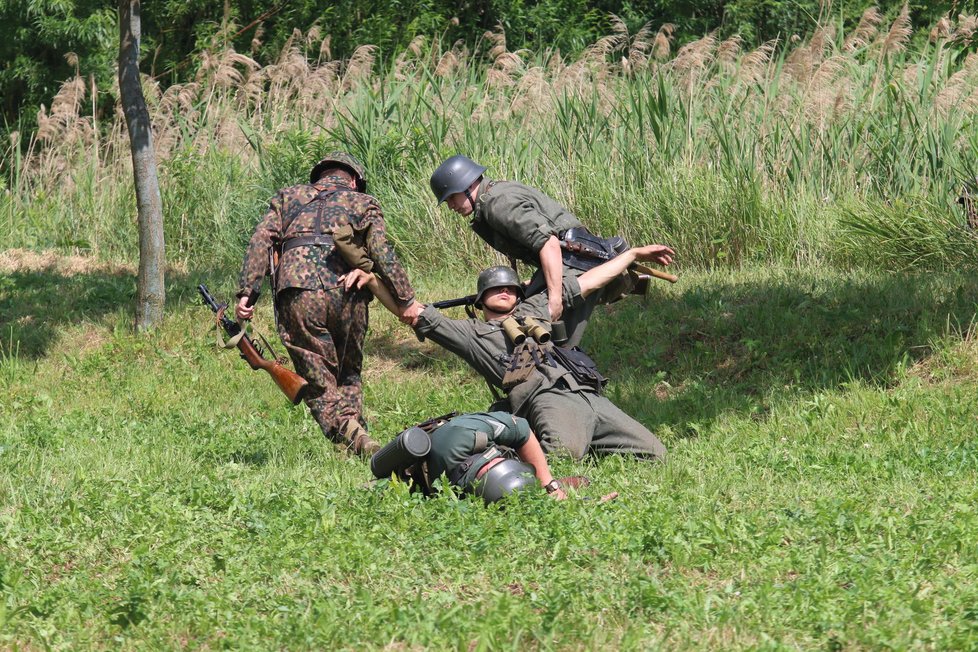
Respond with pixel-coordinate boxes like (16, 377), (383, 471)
(501, 339), (558, 390)
(550, 345), (607, 390)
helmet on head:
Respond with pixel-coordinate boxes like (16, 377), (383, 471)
(473, 459), (537, 504)
(430, 155), (487, 204)
(474, 266), (524, 308)
(310, 152), (367, 192)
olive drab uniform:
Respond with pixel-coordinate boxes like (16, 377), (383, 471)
(237, 173), (415, 453)
(470, 179), (636, 347)
(414, 284), (666, 461)
(425, 412), (532, 490)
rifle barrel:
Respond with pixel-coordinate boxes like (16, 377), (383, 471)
(432, 294), (476, 309)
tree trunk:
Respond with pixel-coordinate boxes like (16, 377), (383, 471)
(119, 0), (165, 331)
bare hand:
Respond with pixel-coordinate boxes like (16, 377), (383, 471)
(549, 488), (568, 500)
(236, 296), (254, 320)
(547, 295), (563, 322)
(340, 269), (375, 292)
(632, 245), (675, 267)
(399, 301), (422, 327)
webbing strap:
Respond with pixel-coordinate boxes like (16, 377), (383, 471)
(214, 305), (249, 349)
(473, 431), (488, 452)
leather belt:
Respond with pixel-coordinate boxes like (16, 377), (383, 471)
(281, 235), (333, 253)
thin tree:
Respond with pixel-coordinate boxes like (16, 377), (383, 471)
(119, 0), (165, 331)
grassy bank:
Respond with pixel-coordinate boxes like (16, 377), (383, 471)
(3, 261), (978, 648)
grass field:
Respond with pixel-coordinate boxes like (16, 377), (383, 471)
(3, 9), (978, 649)
(3, 255), (978, 649)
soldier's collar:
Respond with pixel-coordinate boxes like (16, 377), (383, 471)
(315, 174), (354, 190)
(473, 178), (497, 215)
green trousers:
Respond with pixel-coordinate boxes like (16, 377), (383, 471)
(523, 387), (666, 461)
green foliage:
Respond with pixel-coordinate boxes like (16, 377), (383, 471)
(4, 266), (978, 647)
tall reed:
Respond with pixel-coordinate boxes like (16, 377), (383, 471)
(4, 10), (978, 272)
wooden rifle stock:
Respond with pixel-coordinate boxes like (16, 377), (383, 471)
(198, 284), (310, 405)
(632, 263), (678, 284)
(235, 335), (309, 405)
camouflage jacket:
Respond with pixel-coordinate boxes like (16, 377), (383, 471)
(470, 179), (584, 266)
(237, 178), (415, 305)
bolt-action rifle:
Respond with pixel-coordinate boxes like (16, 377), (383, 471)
(560, 240), (678, 283)
(198, 284), (309, 405)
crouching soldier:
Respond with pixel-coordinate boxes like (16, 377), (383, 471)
(370, 412), (568, 503)
(430, 154), (675, 346)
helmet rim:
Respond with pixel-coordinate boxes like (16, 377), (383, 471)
(310, 151), (367, 191)
(430, 155), (487, 204)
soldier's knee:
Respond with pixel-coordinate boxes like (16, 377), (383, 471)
(539, 431), (588, 460)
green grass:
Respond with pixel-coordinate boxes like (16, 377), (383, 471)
(4, 263), (978, 649)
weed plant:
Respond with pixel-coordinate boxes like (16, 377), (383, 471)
(3, 10), (978, 274)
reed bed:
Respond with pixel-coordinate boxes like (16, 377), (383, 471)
(3, 9), (978, 272)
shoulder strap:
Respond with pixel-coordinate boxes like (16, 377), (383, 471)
(281, 187), (340, 235)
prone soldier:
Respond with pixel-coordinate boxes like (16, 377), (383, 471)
(370, 411), (569, 503)
(235, 152), (421, 456)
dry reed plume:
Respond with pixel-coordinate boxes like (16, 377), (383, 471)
(13, 11), (978, 232)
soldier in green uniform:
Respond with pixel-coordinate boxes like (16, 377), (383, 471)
(429, 155), (674, 346)
(348, 245), (670, 460)
(235, 152), (420, 456)
(374, 411), (568, 502)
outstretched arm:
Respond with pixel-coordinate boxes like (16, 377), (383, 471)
(516, 433), (567, 500)
(577, 244), (675, 298)
(340, 269), (421, 325)
(539, 236), (565, 321)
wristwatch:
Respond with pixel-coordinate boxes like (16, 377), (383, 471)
(544, 479), (561, 494)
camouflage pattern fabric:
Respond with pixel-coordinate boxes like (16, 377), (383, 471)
(277, 286), (368, 444)
(237, 176), (414, 305)
(236, 175), (416, 453)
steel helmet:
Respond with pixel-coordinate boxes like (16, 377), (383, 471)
(430, 155), (486, 203)
(310, 152), (367, 192)
(474, 266), (524, 308)
(473, 459), (537, 504)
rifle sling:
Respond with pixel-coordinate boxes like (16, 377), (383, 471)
(214, 305), (249, 349)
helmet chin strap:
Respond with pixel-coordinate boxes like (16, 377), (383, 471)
(464, 189), (476, 212)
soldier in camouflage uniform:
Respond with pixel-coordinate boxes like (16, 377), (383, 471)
(430, 155), (675, 347)
(348, 245), (670, 460)
(236, 152), (420, 456)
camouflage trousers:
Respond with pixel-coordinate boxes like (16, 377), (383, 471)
(276, 286), (369, 445)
